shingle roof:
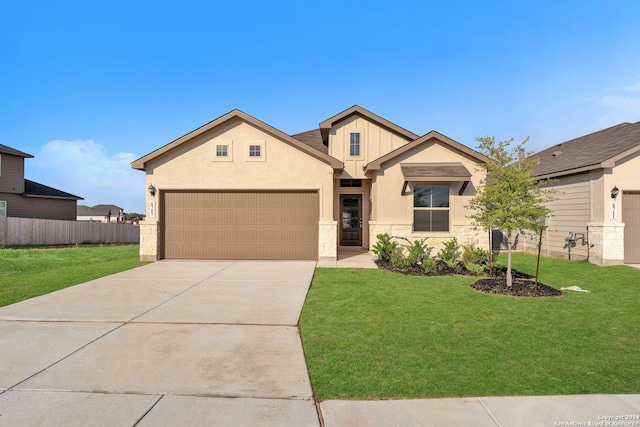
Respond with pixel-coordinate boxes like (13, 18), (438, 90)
(77, 204), (122, 216)
(24, 179), (83, 200)
(0, 144), (33, 158)
(290, 129), (327, 154)
(401, 163), (472, 180)
(532, 121), (640, 178)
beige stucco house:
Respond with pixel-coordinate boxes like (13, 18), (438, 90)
(131, 106), (490, 262)
(521, 121), (640, 266)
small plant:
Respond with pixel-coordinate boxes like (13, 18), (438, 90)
(437, 237), (460, 264)
(422, 257), (437, 273)
(390, 247), (414, 270)
(462, 242), (489, 267)
(372, 233), (398, 262)
(465, 262), (486, 276)
(396, 237), (432, 266)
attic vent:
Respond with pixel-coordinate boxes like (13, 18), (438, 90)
(551, 151), (562, 157)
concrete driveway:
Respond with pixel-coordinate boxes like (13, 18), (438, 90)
(0, 260), (321, 426)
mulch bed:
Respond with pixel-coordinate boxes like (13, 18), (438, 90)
(471, 278), (564, 297)
(375, 259), (563, 297)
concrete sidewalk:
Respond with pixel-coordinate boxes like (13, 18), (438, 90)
(320, 394), (640, 427)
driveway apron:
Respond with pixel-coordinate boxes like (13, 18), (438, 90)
(0, 260), (320, 426)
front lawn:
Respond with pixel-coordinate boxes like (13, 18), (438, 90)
(300, 253), (640, 399)
(0, 244), (147, 307)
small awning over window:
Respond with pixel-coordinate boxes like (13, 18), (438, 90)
(401, 163), (472, 195)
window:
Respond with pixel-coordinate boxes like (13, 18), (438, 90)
(0, 201), (6, 217)
(245, 140), (266, 161)
(216, 144), (228, 157)
(349, 133), (360, 157)
(340, 179), (362, 187)
(213, 140), (232, 162)
(413, 185), (449, 231)
(249, 145), (261, 157)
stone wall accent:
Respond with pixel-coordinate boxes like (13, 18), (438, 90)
(368, 221), (489, 257)
(587, 222), (625, 266)
(318, 221), (338, 261)
(139, 221), (159, 262)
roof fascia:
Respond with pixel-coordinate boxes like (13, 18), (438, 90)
(364, 131), (490, 173)
(131, 109), (343, 171)
(601, 144), (640, 168)
(534, 164), (601, 180)
(319, 105), (419, 144)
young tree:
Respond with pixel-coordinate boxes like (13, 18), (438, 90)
(466, 136), (554, 287)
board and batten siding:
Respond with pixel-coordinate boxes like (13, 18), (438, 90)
(523, 173), (591, 259)
(0, 154), (26, 194)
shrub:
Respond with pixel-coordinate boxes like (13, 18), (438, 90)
(422, 257), (437, 273)
(390, 247), (414, 270)
(465, 262), (486, 276)
(437, 237), (460, 264)
(462, 242), (489, 267)
(372, 233), (398, 262)
(396, 237), (433, 266)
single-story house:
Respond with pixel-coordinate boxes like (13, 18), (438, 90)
(77, 204), (124, 222)
(131, 106), (490, 262)
(523, 121), (640, 266)
(0, 144), (83, 220)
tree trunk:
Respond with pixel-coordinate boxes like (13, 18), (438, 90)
(489, 230), (493, 277)
(506, 230), (513, 287)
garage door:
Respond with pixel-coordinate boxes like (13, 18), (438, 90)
(623, 192), (640, 264)
(161, 191), (319, 260)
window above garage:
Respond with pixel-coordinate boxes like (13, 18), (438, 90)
(213, 140), (233, 162)
(245, 140), (266, 162)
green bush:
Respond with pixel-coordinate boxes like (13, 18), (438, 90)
(422, 257), (437, 273)
(390, 248), (414, 270)
(372, 233), (398, 262)
(465, 262), (486, 276)
(462, 242), (489, 266)
(437, 237), (460, 263)
(396, 237), (432, 266)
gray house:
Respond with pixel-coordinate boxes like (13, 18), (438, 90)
(0, 144), (83, 220)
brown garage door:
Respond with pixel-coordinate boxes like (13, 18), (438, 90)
(161, 191), (319, 260)
(623, 192), (640, 264)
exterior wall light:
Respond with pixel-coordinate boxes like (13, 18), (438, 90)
(611, 185), (619, 199)
(148, 184), (156, 196)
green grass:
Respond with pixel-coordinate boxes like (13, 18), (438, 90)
(300, 253), (640, 399)
(0, 244), (148, 307)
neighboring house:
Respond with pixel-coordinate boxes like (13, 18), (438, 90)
(131, 106), (490, 262)
(77, 204), (124, 222)
(0, 144), (83, 220)
(524, 121), (640, 266)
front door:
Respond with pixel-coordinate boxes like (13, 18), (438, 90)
(340, 194), (362, 246)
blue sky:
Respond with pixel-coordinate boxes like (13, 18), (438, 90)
(1, 1), (640, 213)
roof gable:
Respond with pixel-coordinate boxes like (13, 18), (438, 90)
(0, 144), (34, 158)
(131, 109), (343, 170)
(319, 105), (419, 145)
(364, 130), (490, 173)
(532, 121), (640, 178)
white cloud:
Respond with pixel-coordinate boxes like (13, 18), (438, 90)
(29, 139), (146, 213)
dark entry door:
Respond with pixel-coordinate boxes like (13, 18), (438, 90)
(340, 194), (362, 246)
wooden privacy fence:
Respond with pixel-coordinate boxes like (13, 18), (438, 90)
(0, 217), (140, 246)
